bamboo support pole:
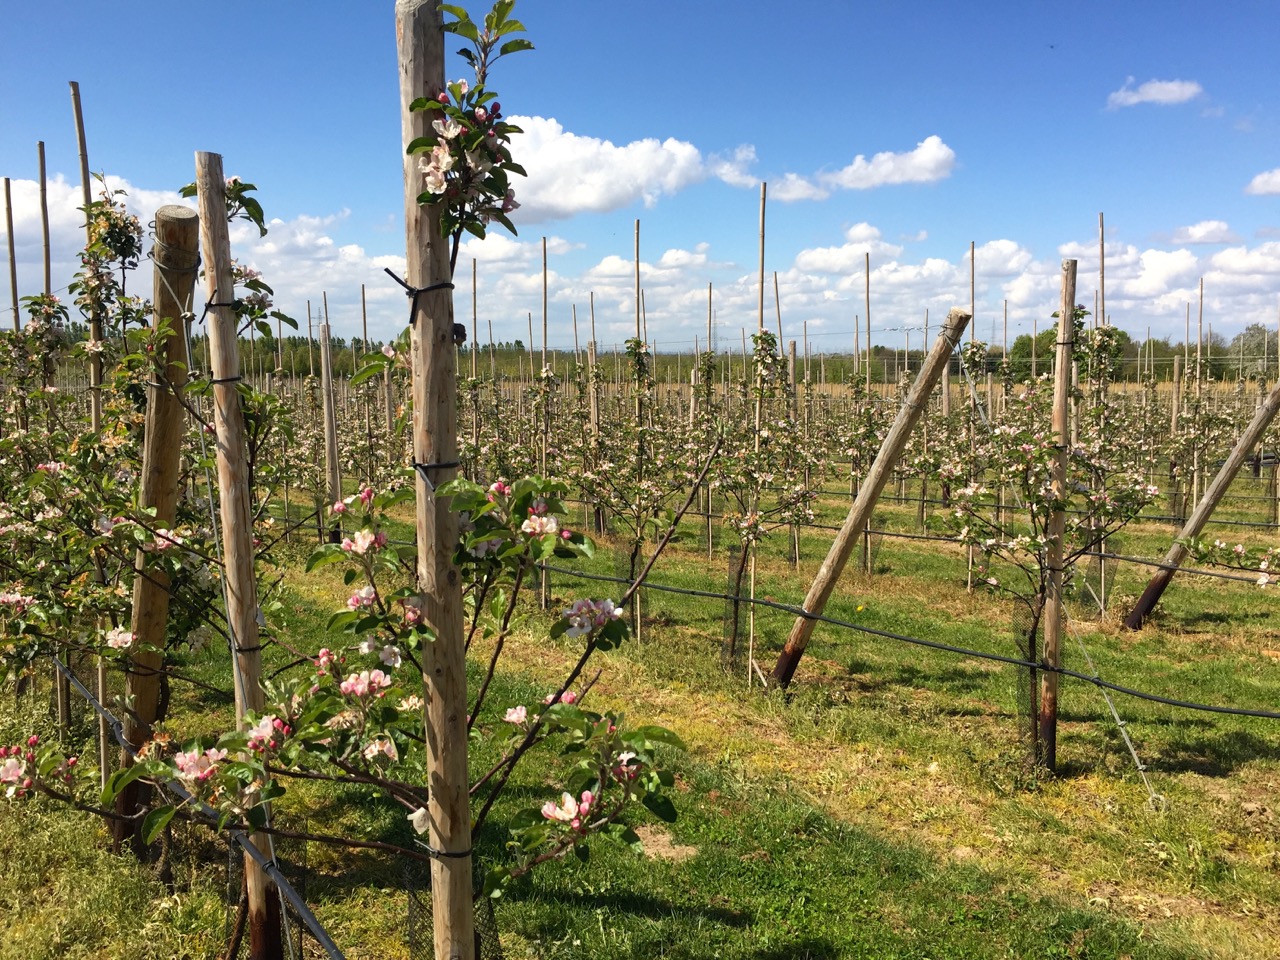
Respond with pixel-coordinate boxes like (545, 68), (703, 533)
(195, 151), (282, 960)
(397, 3), (475, 956)
(770, 307), (971, 688)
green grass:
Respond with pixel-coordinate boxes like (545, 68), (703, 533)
(2, 491), (1278, 958)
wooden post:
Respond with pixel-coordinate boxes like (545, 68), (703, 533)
(114, 205), (200, 847)
(1125, 375), (1280, 629)
(1170, 355), (1183, 518)
(4, 178), (17, 331)
(770, 308), (971, 688)
(1038, 259), (1075, 772)
(396, 4), (475, 958)
(37, 142), (51, 296)
(195, 151), (282, 960)
(320, 319), (342, 539)
(70, 81), (105, 773)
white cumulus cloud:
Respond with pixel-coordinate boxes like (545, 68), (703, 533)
(1170, 220), (1237, 244)
(1106, 77), (1203, 109)
(1245, 168), (1280, 195)
(510, 115), (707, 221)
(794, 223), (905, 274)
(819, 136), (955, 191)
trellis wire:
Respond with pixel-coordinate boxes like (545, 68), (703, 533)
(537, 562), (1280, 722)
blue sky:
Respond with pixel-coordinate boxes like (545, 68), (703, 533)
(3, 1), (1280, 355)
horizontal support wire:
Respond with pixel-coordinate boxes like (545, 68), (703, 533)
(535, 563), (1280, 722)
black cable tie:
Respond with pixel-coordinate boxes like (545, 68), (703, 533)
(233, 644), (264, 655)
(412, 460), (461, 493)
(207, 300), (239, 308)
(418, 843), (473, 860)
(384, 269), (455, 325)
(209, 375), (243, 385)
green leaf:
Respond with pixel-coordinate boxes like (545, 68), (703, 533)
(448, 18), (479, 41)
(326, 610), (359, 633)
(240, 197), (268, 237)
(351, 356), (390, 387)
(101, 762), (154, 806)
(573, 841), (591, 863)
(305, 543), (348, 573)
(614, 824), (644, 853)
(631, 724), (687, 751)
(482, 865), (511, 898)
(142, 805), (176, 845)
(498, 38), (534, 56)
(642, 793), (678, 823)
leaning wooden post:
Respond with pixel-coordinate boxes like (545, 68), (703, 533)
(1124, 374), (1280, 629)
(113, 205), (200, 847)
(771, 307), (971, 688)
(1038, 259), (1075, 772)
(195, 151), (283, 960)
(397, 3), (475, 958)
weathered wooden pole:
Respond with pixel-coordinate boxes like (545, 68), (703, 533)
(37, 142), (51, 296)
(195, 151), (283, 960)
(1125, 374), (1280, 629)
(771, 308), (971, 688)
(396, 3), (475, 957)
(69, 81), (104, 758)
(4, 178), (17, 331)
(319, 317), (342, 540)
(114, 205), (200, 847)
(1038, 259), (1075, 772)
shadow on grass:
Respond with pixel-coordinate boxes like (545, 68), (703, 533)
(743, 938), (841, 959)
(1150, 728), (1280, 776)
(519, 886), (752, 929)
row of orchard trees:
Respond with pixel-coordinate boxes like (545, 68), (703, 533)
(0, 5), (700, 959)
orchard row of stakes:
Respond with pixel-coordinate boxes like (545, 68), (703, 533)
(5, 7), (1280, 960)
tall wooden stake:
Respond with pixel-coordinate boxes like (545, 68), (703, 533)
(319, 317), (342, 540)
(70, 81), (103, 766)
(196, 151), (282, 960)
(115, 204), (200, 846)
(4, 178), (17, 331)
(37, 142), (51, 296)
(397, 4), (475, 957)
(1038, 259), (1075, 772)
(771, 308), (971, 688)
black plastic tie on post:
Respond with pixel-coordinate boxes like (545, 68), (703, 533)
(416, 842), (474, 860)
(412, 459), (461, 493)
(384, 268), (455, 326)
